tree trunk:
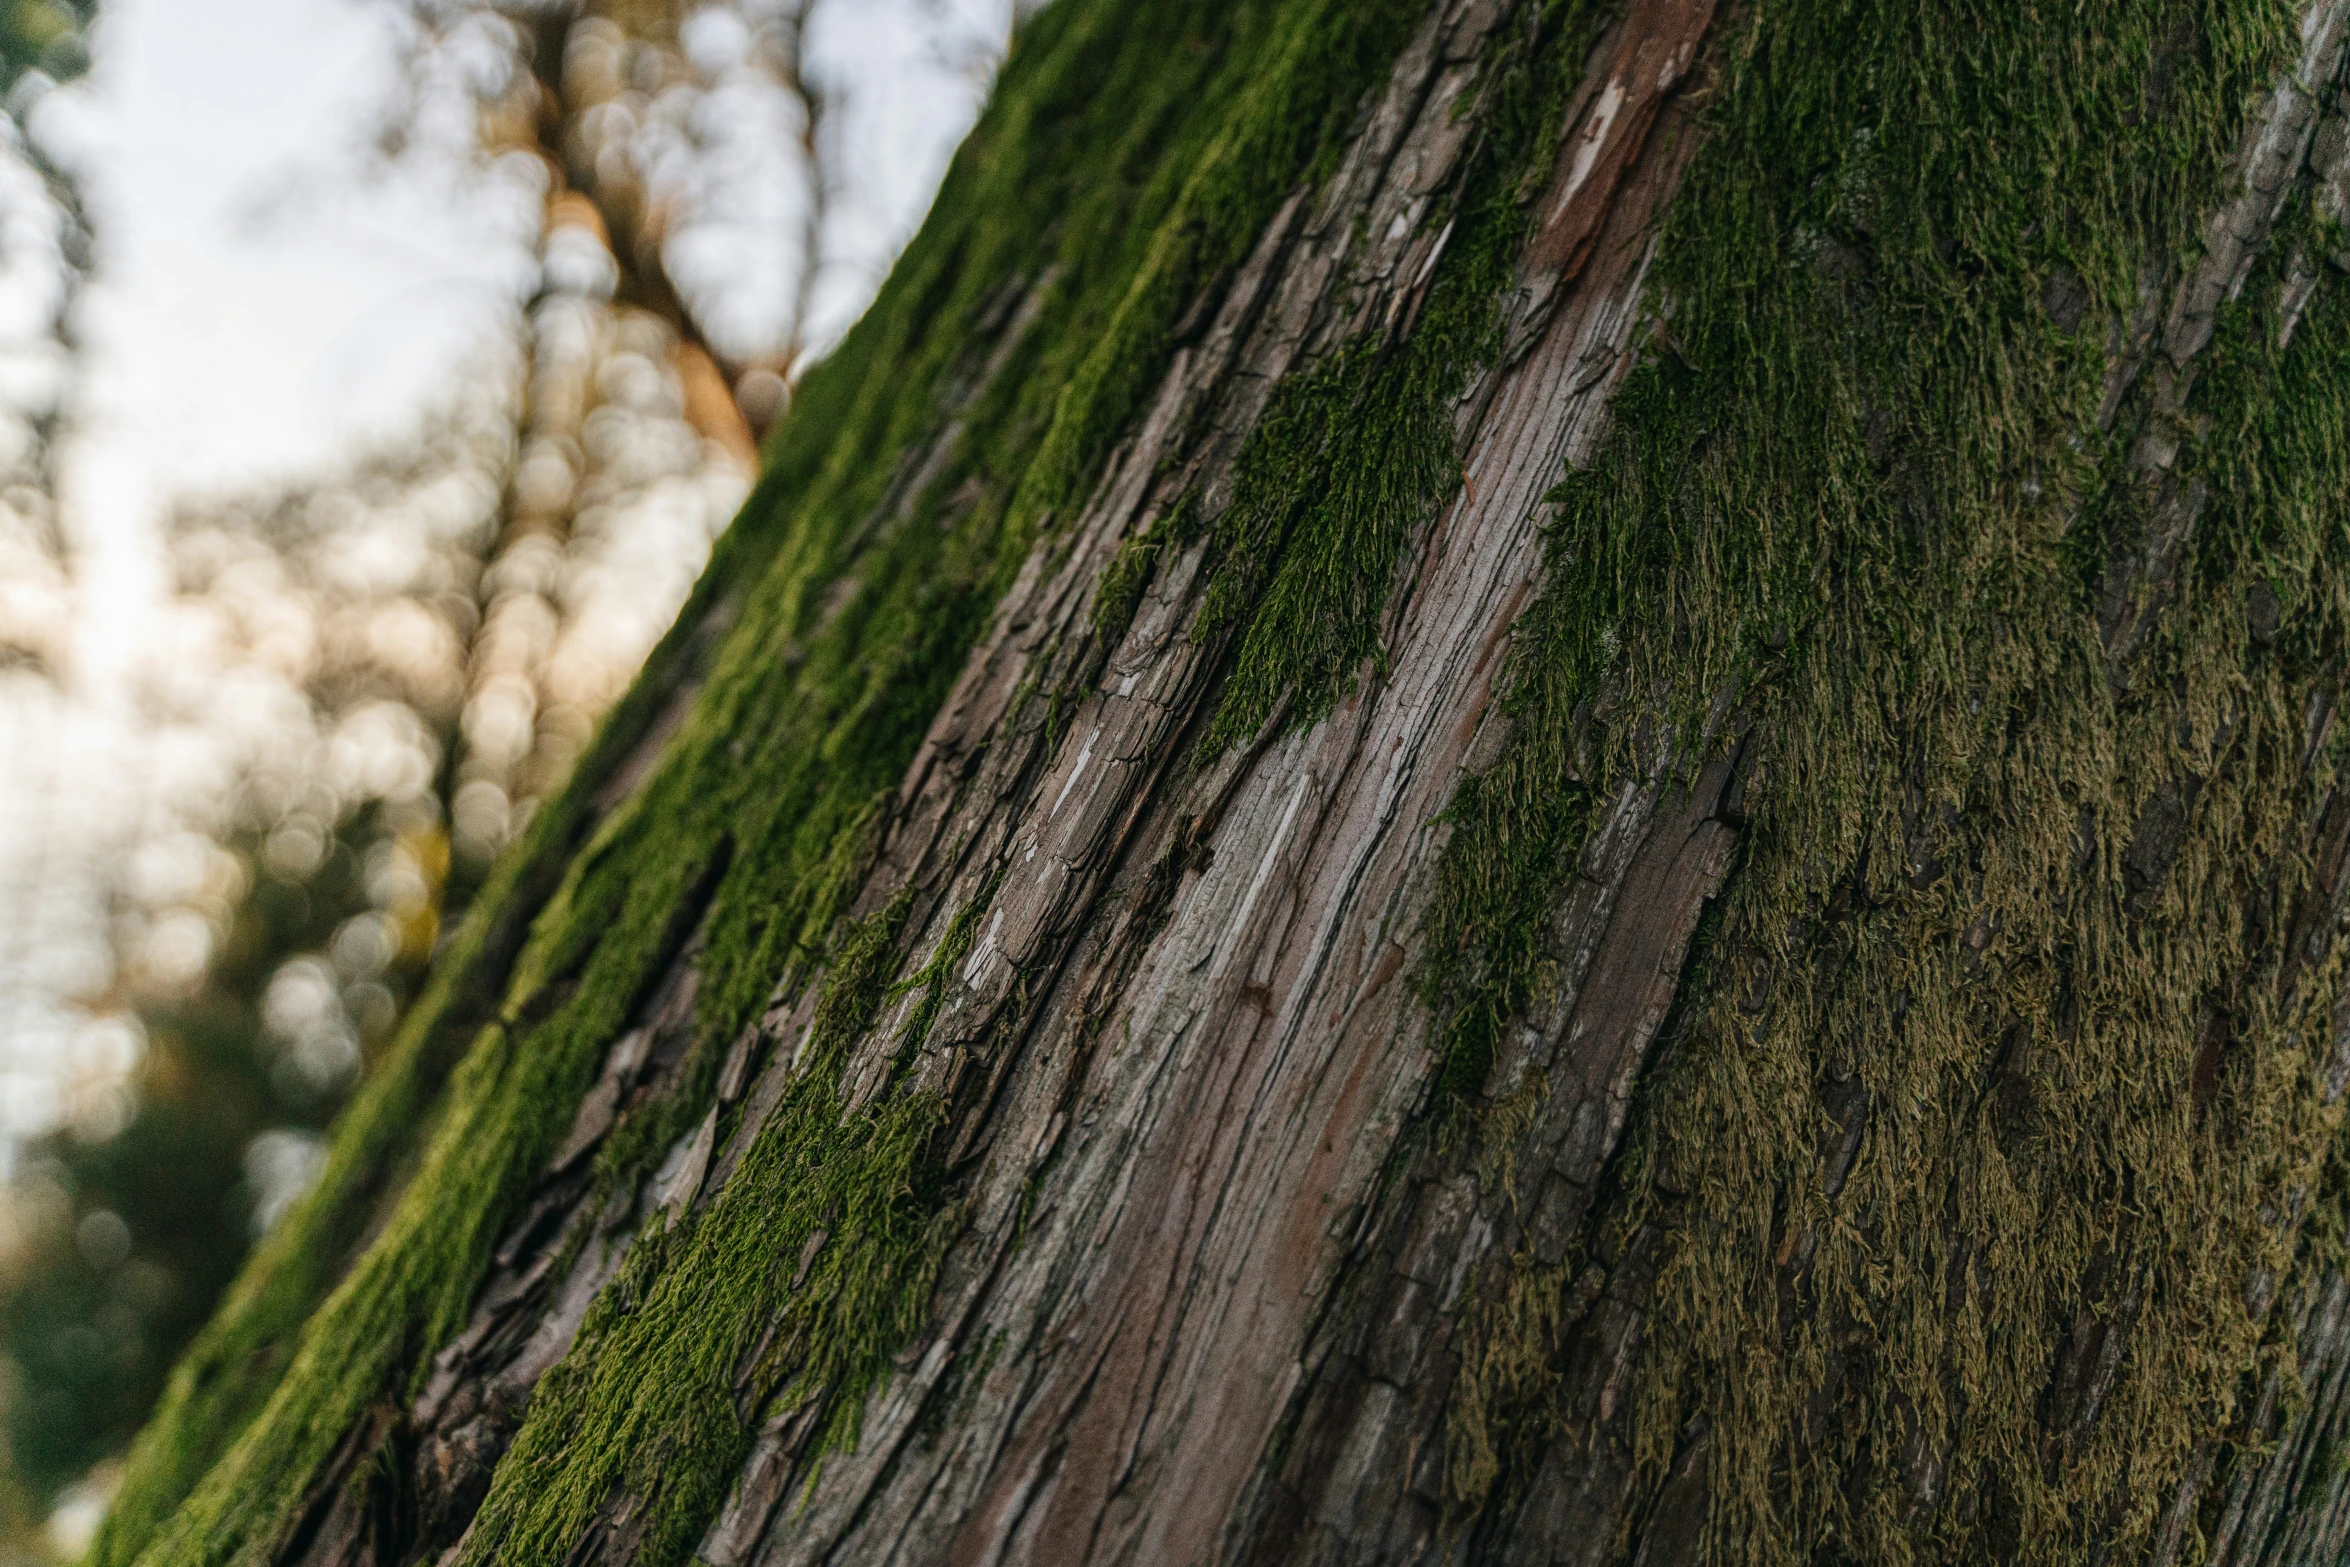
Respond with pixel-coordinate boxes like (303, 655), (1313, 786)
(88, 0), (2350, 1562)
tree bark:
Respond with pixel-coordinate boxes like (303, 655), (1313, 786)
(90, 0), (2350, 1564)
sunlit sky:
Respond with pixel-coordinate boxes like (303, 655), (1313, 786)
(1, 0), (510, 1153)
(86, 1), (517, 469)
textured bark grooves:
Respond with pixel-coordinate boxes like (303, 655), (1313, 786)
(94, 0), (2350, 1563)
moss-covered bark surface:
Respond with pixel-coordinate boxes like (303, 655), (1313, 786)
(93, 0), (2350, 1561)
(1423, 0), (2350, 1557)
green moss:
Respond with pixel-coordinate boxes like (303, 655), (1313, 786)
(883, 885), (992, 1056)
(88, 630), (705, 1567)
(1425, 0), (2350, 1558)
(1196, 0), (1604, 754)
(454, 893), (939, 1567)
(1091, 490), (1198, 642)
(456, 886), (1001, 1567)
(97, 2), (1438, 1563)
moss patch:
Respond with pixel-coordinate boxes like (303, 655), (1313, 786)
(1427, 0), (2350, 1559)
(87, 646), (698, 1567)
(451, 893), (950, 1567)
(1195, 0), (1606, 755)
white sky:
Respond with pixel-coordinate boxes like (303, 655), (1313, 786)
(49, 0), (1007, 639)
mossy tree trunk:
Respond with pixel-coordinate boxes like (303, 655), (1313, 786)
(88, 0), (2350, 1562)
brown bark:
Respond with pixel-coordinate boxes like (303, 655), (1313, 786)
(147, 0), (2350, 1561)
(342, 5), (1732, 1561)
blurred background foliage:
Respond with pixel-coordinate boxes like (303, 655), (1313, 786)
(0, 1), (1021, 1556)
(0, 3), (96, 86)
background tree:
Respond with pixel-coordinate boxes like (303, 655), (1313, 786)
(0, 0), (94, 678)
(79, 0), (2350, 1563)
(0, 0), (116, 1552)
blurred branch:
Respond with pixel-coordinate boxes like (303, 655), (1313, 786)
(775, 0), (826, 378)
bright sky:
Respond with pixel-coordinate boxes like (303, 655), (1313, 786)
(0, 3), (549, 1156)
(2, 0), (506, 1154)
